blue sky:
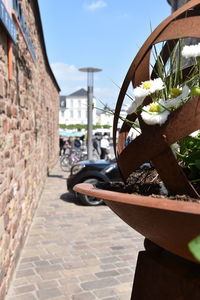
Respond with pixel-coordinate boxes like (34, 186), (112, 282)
(38, 0), (171, 108)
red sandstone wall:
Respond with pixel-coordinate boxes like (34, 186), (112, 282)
(0, 1), (59, 298)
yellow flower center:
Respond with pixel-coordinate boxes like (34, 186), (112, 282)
(170, 88), (182, 98)
(142, 81), (153, 90)
(191, 86), (200, 96)
(149, 103), (161, 113)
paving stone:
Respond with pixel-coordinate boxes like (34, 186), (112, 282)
(81, 277), (119, 291)
(12, 278), (29, 287)
(59, 282), (82, 294)
(58, 277), (79, 285)
(93, 287), (117, 298)
(100, 256), (121, 264)
(100, 263), (116, 270)
(37, 280), (59, 290)
(25, 274), (43, 284)
(16, 268), (36, 278)
(116, 267), (132, 274)
(116, 274), (133, 283)
(102, 297), (119, 300)
(18, 263), (34, 270)
(95, 270), (120, 279)
(38, 271), (63, 280)
(14, 284), (36, 295)
(34, 260), (50, 267)
(7, 293), (37, 300)
(20, 256), (41, 263)
(35, 264), (63, 275)
(36, 287), (63, 300)
(71, 292), (96, 300)
(78, 273), (96, 282)
(49, 258), (64, 265)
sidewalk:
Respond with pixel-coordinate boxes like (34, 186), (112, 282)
(5, 163), (144, 300)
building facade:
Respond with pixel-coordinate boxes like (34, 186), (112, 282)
(59, 88), (97, 125)
(0, 0), (60, 298)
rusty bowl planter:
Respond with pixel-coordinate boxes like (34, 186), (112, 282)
(74, 183), (200, 263)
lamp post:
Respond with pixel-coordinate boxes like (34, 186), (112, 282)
(79, 67), (102, 160)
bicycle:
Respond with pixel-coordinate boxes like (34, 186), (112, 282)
(60, 148), (87, 172)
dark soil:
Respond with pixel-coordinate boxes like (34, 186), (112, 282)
(97, 166), (200, 203)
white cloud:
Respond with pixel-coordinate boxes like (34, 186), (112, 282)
(94, 87), (118, 109)
(51, 63), (85, 82)
(85, 1), (107, 11)
(50, 62), (118, 107)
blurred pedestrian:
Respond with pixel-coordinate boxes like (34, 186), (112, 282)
(100, 134), (110, 159)
(92, 134), (101, 157)
(59, 137), (65, 156)
(74, 137), (82, 149)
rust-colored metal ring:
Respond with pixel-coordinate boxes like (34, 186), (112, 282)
(113, 0), (200, 198)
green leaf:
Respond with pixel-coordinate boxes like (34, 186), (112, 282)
(188, 235), (200, 261)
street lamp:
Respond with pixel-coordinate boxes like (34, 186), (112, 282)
(79, 67), (102, 160)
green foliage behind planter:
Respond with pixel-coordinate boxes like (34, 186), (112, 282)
(177, 132), (200, 182)
(59, 124), (111, 130)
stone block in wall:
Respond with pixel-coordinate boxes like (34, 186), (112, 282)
(0, 192), (7, 216)
(0, 135), (5, 150)
(4, 134), (13, 149)
(0, 280), (6, 300)
(6, 106), (12, 118)
(0, 101), (5, 114)
(0, 233), (9, 265)
(2, 118), (10, 134)
(0, 74), (4, 98)
(0, 215), (5, 239)
(11, 106), (17, 118)
(0, 178), (8, 194)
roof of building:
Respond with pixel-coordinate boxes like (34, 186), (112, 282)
(60, 95), (66, 101)
(67, 88), (87, 98)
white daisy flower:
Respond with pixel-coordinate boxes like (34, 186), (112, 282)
(190, 130), (200, 137)
(165, 85), (190, 109)
(147, 78), (165, 93)
(141, 102), (170, 126)
(182, 43), (200, 58)
(127, 102), (138, 114)
(134, 78), (164, 98)
(134, 86), (149, 98)
(126, 96), (146, 114)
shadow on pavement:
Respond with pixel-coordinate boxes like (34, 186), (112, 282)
(60, 192), (83, 206)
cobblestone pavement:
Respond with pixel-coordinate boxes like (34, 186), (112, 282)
(6, 163), (144, 300)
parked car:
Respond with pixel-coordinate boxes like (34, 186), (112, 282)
(67, 159), (122, 206)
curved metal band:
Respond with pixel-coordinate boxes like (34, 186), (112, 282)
(113, 0), (200, 198)
(113, 0), (200, 155)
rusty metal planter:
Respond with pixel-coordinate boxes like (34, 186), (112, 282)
(74, 182), (200, 263)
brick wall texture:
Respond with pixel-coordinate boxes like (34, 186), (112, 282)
(0, 1), (60, 298)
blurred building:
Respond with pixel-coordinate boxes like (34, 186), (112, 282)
(59, 88), (97, 125)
